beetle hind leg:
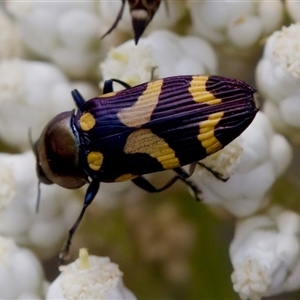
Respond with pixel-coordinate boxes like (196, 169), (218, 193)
(132, 167), (203, 202)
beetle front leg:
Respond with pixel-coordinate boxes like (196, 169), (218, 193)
(59, 180), (100, 264)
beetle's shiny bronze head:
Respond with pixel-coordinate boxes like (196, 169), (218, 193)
(34, 111), (87, 189)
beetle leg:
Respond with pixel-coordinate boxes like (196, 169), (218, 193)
(59, 180), (100, 264)
(197, 162), (229, 182)
(101, 0), (126, 39)
(132, 172), (202, 202)
(71, 89), (86, 109)
(132, 176), (180, 193)
(103, 78), (131, 94)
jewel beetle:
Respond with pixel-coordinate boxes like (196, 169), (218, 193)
(102, 0), (164, 44)
(34, 74), (259, 261)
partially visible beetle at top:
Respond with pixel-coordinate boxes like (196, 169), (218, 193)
(102, 0), (165, 44)
(34, 74), (259, 262)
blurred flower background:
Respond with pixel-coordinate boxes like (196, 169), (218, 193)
(1, 0), (300, 299)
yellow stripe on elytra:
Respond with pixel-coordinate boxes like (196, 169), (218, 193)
(117, 79), (163, 127)
(124, 129), (180, 170)
(114, 173), (138, 182)
(188, 76), (222, 105)
(80, 112), (96, 131)
(198, 112), (224, 155)
(87, 151), (103, 171)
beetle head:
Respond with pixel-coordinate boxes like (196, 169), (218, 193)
(34, 111), (87, 189)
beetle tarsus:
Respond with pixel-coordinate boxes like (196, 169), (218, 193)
(197, 162), (229, 182)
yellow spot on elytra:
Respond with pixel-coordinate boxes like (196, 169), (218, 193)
(124, 129), (180, 169)
(188, 76), (222, 105)
(198, 112), (224, 155)
(87, 151), (103, 171)
(117, 79), (163, 127)
(80, 112), (96, 131)
(114, 173), (138, 182)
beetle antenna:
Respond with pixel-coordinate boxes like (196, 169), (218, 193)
(71, 89), (86, 109)
(28, 128), (41, 213)
(28, 127), (34, 149)
(101, 0), (126, 39)
(36, 181), (41, 213)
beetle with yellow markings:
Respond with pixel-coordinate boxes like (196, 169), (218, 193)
(34, 74), (259, 261)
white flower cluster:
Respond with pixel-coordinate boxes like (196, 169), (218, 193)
(5, 2), (102, 79)
(256, 23), (300, 143)
(0, 1), (299, 299)
(100, 30), (217, 90)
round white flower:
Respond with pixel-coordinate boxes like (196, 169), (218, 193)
(0, 151), (82, 259)
(0, 236), (45, 299)
(47, 248), (136, 300)
(256, 23), (300, 142)
(230, 206), (300, 299)
(0, 58), (97, 150)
